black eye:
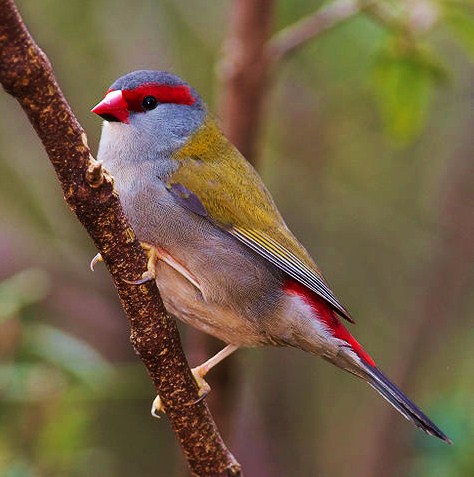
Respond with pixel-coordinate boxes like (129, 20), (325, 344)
(142, 96), (158, 111)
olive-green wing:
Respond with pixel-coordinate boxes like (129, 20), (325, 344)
(227, 225), (352, 321)
(169, 119), (353, 322)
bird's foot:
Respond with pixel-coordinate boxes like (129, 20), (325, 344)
(190, 364), (212, 403)
(150, 366), (211, 418)
(150, 346), (238, 418)
(123, 270), (155, 285)
(89, 246), (157, 284)
(124, 243), (158, 285)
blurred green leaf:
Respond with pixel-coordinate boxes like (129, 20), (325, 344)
(0, 363), (64, 401)
(0, 269), (50, 324)
(445, 3), (474, 59)
(26, 324), (112, 387)
(36, 400), (91, 473)
(371, 37), (447, 144)
(3, 461), (36, 477)
(411, 395), (474, 477)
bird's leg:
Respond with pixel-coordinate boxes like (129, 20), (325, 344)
(155, 247), (202, 292)
(151, 344), (239, 417)
(90, 244), (202, 291)
(190, 344), (240, 398)
(124, 244), (203, 293)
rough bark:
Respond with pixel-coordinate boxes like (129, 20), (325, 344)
(0, 1), (241, 475)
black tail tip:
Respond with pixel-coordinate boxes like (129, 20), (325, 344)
(414, 416), (452, 444)
(431, 430), (453, 445)
(364, 364), (452, 444)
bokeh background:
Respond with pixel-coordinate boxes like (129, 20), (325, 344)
(1, 1), (473, 476)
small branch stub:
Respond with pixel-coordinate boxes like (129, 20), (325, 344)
(86, 156), (107, 188)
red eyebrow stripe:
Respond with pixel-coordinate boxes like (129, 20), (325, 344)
(121, 83), (195, 111)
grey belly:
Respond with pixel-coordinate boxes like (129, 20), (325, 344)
(120, 181), (284, 346)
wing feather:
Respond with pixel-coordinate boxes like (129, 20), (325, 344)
(169, 118), (354, 323)
(229, 226), (353, 322)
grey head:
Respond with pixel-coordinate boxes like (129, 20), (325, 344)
(93, 70), (207, 170)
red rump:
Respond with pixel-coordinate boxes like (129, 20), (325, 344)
(120, 83), (195, 112)
(284, 280), (375, 366)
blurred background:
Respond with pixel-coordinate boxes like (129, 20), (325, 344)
(0, 0), (473, 476)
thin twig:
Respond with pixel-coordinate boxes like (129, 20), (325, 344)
(364, 1), (408, 33)
(0, 1), (241, 475)
(218, 0), (370, 166)
(268, 0), (372, 63)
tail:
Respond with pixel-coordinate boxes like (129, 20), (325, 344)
(358, 359), (452, 443)
(284, 280), (451, 443)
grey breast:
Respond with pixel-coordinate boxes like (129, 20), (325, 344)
(118, 172), (284, 323)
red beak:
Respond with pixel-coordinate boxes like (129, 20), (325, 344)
(91, 90), (129, 123)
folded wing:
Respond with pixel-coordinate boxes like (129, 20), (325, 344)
(169, 118), (353, 323)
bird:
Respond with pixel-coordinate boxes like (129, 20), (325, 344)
(91, 69), (450, 443)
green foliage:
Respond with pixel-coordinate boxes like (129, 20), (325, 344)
(411, 395), (474, 477)
(371, 37), (447, 144)
(25, 324), (111, 387)
(0, 270), (50, 324)
(444, 2), (474, 59)
(3, 462), (37, 477)
(36, 400), (92, 474)
(0, 271), (112, 477)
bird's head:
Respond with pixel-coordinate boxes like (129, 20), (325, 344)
(92, 70), (207, 156)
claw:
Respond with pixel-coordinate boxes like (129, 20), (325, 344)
(124, 244), (158, 286)
(150, 366), (212, 418)
(186, 369), (211, 406)
(150, 345), (238, 418)
(151, 395), (165, 418)
(123, 271), (155, 285)
(187, 389), (210, 406)
(90, 253), (103, 271)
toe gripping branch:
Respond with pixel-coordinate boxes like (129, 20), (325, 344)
(90, 244), (158, 285)
(151, 366), (211, 418)
(91, 244), (203, 292)
(123, 243), (157, 285)
(151, 345), (238, 418)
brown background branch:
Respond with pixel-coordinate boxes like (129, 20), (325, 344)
(218, 0), (366, 167)
(219, 0), (275, 166)
(212, 0), (368, 462)
(0, 1), (240, 475)
(216, 1), (457, 474)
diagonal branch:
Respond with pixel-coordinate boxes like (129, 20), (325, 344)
(219, 0), (370, 166)
(268, 0), (371, 63)
(0, 1), (241, 476)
